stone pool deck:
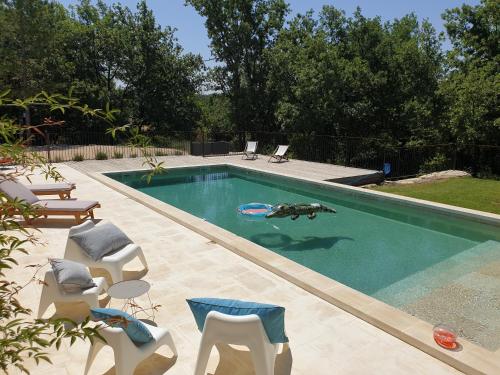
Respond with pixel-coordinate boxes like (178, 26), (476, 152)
(6, 163), (465, 374)
(66, 154), (383, 186)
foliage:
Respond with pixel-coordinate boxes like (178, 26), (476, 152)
(152, 135), (170, 147)
(0, 89), (165, 372)
(267, 7), (444, 144)
(0, 0), (204, 133)
(1, 0), (497, 151)
(72, 154), (84, 162)
(112, 151), (123, 159)
(196, 94), (231, 133)
(95, 151), (108, 160)
(419, 153), (450, 174)
(0, 90), (114, 373)
(186, 0), (289, 132)
(440, 0), (499, 145)
(0, 0), (71, 98)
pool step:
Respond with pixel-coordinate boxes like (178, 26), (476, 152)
(374, 240), (500, 351)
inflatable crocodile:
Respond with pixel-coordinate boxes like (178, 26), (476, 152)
(265, 203), (336, 220)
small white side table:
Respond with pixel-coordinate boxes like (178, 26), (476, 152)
(107, 280), (155, 320)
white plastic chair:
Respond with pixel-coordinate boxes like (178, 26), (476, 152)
(84, 321), (177, 375)
(194, 311), (280, 375)
(65, 220), (148, 283)
(268, 145), (289, 163)
(37, 270), (108, 318)
(243, 141), (258, 160)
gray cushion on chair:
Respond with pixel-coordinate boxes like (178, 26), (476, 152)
(0, 179), (39, 204)
(69, 222), (132, 261)
(50, 258), (96, 291)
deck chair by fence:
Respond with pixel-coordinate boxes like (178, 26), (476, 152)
(27, 182), (76, 199)
(65, 220), (148, 283)
(268, 145), (289, 163)
(243, 141), (258, 160)
(0, 179), (100, 223)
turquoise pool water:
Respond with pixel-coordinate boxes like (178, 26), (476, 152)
(107, 166), (500, 350)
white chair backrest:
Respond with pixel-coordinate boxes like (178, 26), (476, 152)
(203, 311), (271, 346)
(275, 145), (289, 156)
(68, 220), (96, 237)
(246, 141), (257, 152)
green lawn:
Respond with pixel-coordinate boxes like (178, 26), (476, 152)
(372, 177), (500, 215)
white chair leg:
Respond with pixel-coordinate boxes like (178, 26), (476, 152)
(114, 354), (136, 375)
(250, 344), (276, 375)
(137, 248), (148, 270)
(161, 331), (178, 357)
(194, 338), (214, 375)
(37, 289), (53, 319)
(107, 266), (123, 283)
(84, 340), (105, 375)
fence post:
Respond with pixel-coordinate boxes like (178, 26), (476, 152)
(472, 142), (478, 177)
(453, 145), (457, 170)
(46, 132), (51, 163)
(202, 129), (206, 158)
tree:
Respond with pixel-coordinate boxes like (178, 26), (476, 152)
(0, 0), (72, 98)
(120, 1), (203, 132)
(196, 93), (232, 134)
(267, 6), (444, 144)
(0, 0), (204, 134)
(186, 0), (289, 132)
(440, 0), (499, 145)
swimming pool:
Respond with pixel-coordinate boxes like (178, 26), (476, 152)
(106, 165), (500, 351)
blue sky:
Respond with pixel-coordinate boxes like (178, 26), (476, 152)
(59, 0), (480, 62)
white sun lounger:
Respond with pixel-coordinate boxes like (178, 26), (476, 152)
(268, 145), (289, 163)
(243, 141), (258, 160)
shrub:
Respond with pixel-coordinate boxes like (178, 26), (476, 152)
(419, 153), (450, 174)
(53, 156), (63, 163)
(113, 151), (123, 159)
(73, 154), (84, 162)
(173, 149), (184, 156)
(152, 135), (170, 147)
(155, 150), (167, 156)
(130, 153), (138, 158)
(95, 151), (108, 160)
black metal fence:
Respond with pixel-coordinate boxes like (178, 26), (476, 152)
(28, 129), (500, 179)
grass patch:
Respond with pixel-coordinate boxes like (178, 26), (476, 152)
(372, 177), (500, 215)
